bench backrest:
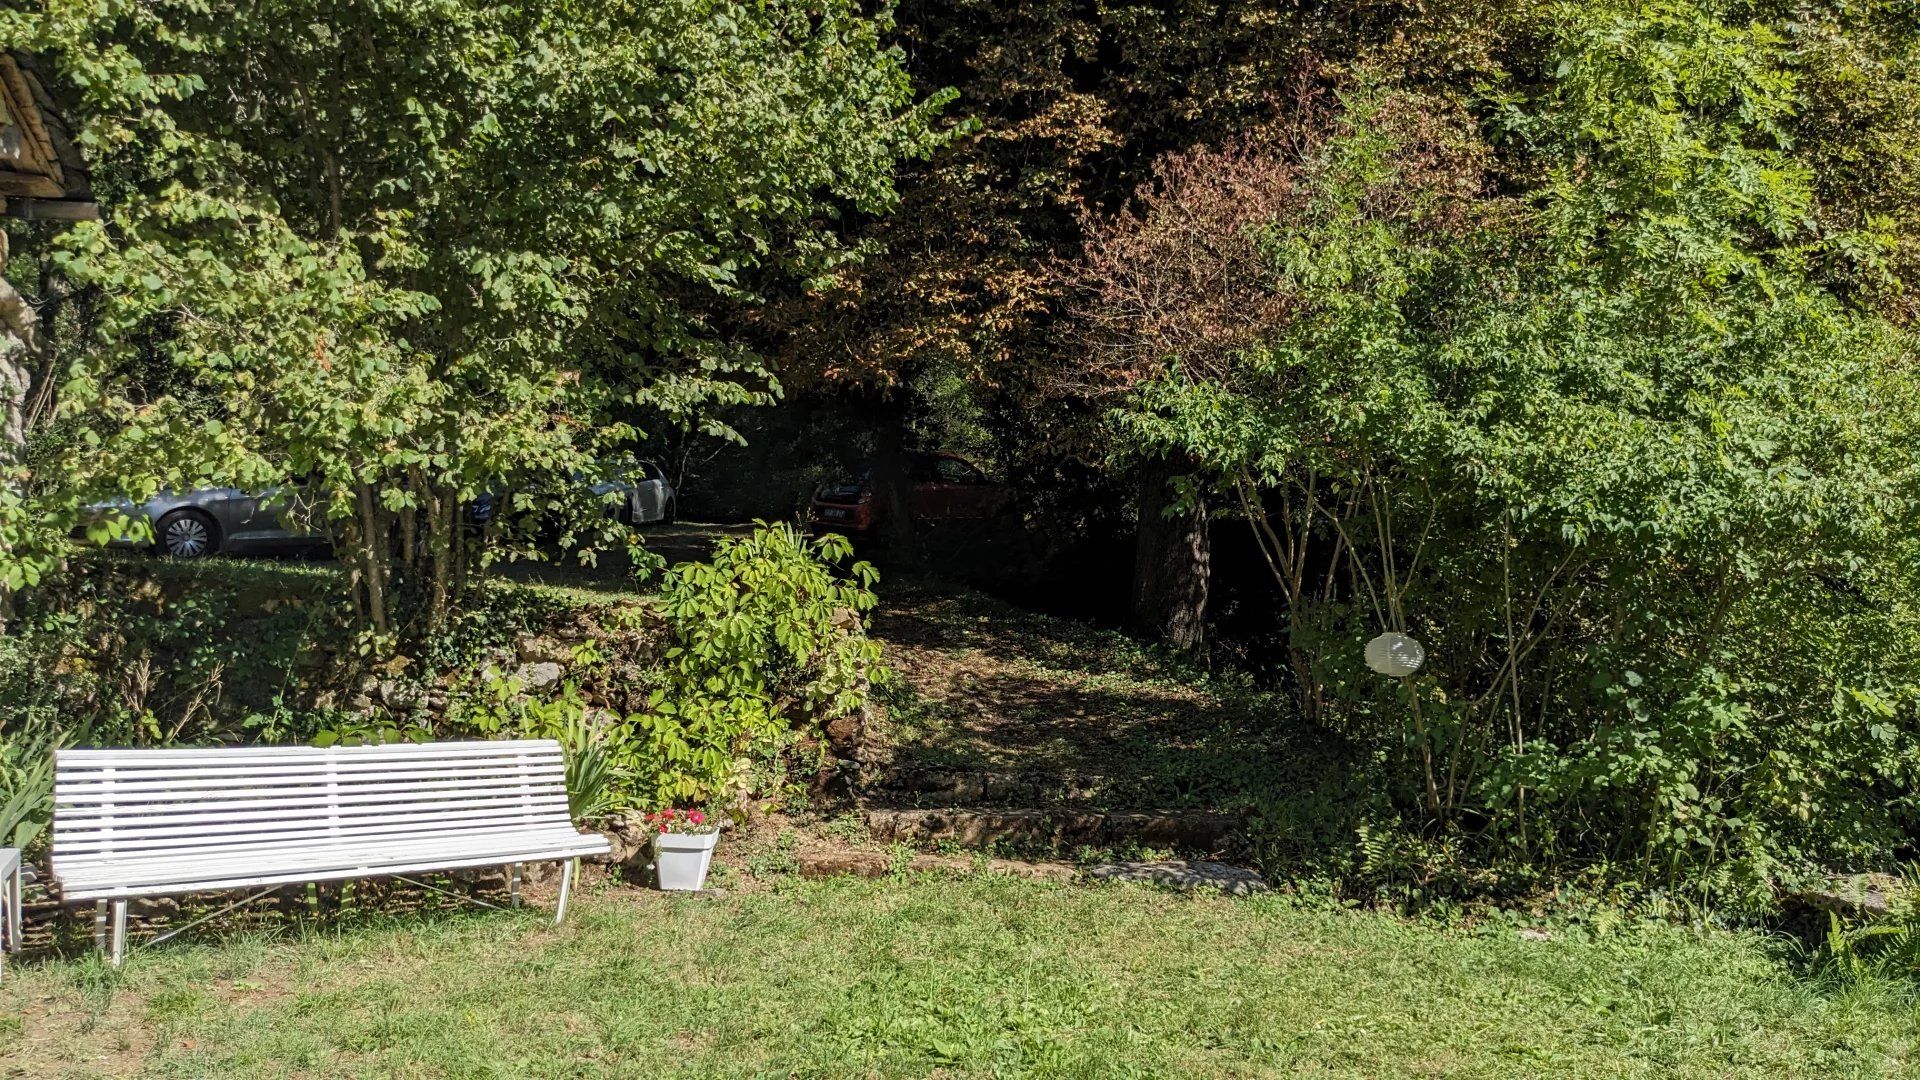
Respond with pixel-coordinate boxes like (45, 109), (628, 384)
(52, 739), (572, 868)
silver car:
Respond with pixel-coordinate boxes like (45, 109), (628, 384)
(596, 460), (677, 525)
(90, 487), (327, 559)
(471, 461), (677, 528)
(96, 463), (674, 559)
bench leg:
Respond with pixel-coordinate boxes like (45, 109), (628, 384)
(93, 899), (107, 955)
(110, 900), (128, 968)
(509, 863), (521, 908)
(0, 862), (12, 984)
(554, 858), (576, 925)
(5, 860), (18, 953)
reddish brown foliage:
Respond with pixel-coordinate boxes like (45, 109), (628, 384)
(1065, 133), (1304, 394)
(1064, 88), (1492, 397)
(756, 1), (1527, 400)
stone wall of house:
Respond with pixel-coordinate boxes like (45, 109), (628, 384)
(0, 256), (36, 460)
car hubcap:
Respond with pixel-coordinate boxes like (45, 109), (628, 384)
(165, 518), (209, 557)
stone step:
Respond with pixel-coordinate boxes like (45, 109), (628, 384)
(795, 849), (1077, 883)
(862, 806), (1238, 853)
(794, 849), (1272, 898)
(860, 766), (1117, 806)
(1087, 859), (1271, 896)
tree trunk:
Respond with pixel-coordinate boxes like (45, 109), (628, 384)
(869, 395), (916, 554)
(426, 488), (456, 633)
(353, 482), (392, 640)
(22, 270), (70, 437)
(1131, 458), (1209, 654)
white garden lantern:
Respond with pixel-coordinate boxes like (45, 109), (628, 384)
(1364, 632), (1425, 677)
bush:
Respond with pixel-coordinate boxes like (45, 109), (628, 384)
(438, 523), (888, 812)
(0, 556), (353, 748)
(1085, 9), (1920, 900)
(631, 523), (888, 804)
(449, 676), (643, 820)
(0, 721), (62, 854)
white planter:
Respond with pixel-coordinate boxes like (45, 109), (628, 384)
(653, 831), (720, 891)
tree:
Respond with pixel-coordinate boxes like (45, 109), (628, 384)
(1767, 0), (1920, 322)
(1068, 129), (1307, 652)
(2, 0), (947, 643)
(756, 0), (1530, 599)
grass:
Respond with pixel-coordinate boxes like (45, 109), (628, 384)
(5, 873), (1917, 1078)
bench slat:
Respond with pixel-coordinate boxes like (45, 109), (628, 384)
(57, 836), (610, 900)
(53, 778), (563, 818)
(57, 740), (563, 765)
(55, 824), (594, 872)
(59, 753), (559, 774)
(53, 805), (577, 855)
(54, 799), (568, 841)
(59, 834), (591, 871)
(56, 762), (558, 797)
(55, 778), (561, 809)
(54, 795), (569, 841)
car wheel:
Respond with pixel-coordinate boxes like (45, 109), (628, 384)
(155, 509), (219, 559)
(662, 496), (677, 525)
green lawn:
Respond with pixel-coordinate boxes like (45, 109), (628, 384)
(4, 874), (1916, 1078)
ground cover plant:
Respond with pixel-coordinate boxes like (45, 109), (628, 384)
(3, 873), (1918, 1078)
(870, 576), (1327, 815)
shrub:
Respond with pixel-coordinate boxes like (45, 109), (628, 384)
(631, 523), (887, 804)
(1084, 8), (1920, 899)
(557, 709), (623, 822)
(438, 523), (887, 811)
(445, 676), (642, 820)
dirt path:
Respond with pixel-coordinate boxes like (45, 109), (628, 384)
(862, 577), (1324, 815)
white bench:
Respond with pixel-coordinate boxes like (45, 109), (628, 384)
(50, 739), (610, 965)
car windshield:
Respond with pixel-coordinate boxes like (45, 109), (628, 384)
(571, 460), (635, 484)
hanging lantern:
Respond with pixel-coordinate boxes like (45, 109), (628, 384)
(1364, 632), (1425, 677)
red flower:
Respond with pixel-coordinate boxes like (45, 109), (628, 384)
(688, 811), (705, 825)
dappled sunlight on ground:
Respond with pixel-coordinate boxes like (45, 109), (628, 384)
(866, 577), (1340, 812)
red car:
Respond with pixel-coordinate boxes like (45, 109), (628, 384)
(808, 452), (1009, 536)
